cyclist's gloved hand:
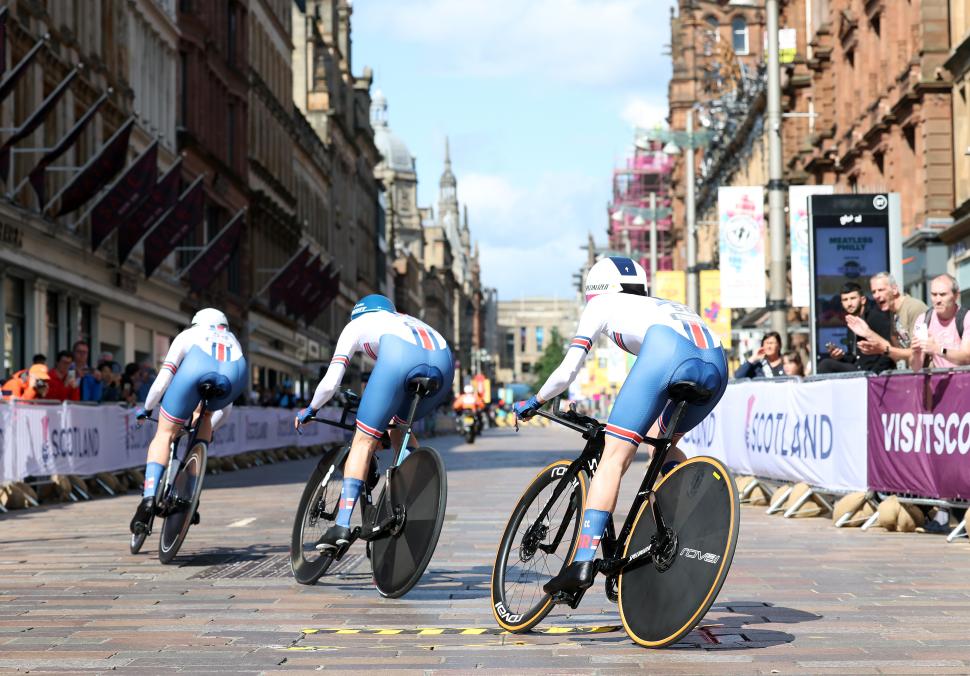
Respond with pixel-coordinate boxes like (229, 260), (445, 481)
(134, 406), (150, 426)
(296, 406), (316, 426)
(513, 396), (541, 421)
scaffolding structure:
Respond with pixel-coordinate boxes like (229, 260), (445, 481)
(607, 138), (675, 287)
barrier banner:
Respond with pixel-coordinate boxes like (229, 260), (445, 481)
(680, 377), (868, 492)
(867, 373), (970, 501)
(0, 403), (350, 483)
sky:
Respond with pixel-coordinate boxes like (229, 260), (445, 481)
(353, 0), (678, 301)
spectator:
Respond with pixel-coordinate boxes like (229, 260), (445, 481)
(98, 362), (122, 402)
(73, 340), (90, 378)
(817, 282), (895, 374)
(79, 366), (103, 402)
(845, 272), (928, 368)
(910, 273), (970, 370)
(1, 364), (51, 400)
(121, 363), (140, 405)
(782, 351), (805, 376)
(32, 353), (47, 365)
(46, 350), (80, 401)
(735, 332), (784, 378)
(136, 362), (155, 402)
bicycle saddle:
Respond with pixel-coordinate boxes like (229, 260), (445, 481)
(197, 372), (232, 400)
(406, 376), (439, 397)
(667, 380), (712, 404)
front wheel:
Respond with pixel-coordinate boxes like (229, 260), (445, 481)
(158, 442), (207, 564)
(491, 459), (588, 633)
(289, 445), (350, 585)
(370, 447), (447, 598)
(618, 456), (740, 648)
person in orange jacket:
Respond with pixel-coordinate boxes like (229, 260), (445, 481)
(1, 364), (51, 401)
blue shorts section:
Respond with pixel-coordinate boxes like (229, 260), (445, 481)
(607, 325), (727, 445)
(158, 346), (247, 423)
(356, 335), (454, 437)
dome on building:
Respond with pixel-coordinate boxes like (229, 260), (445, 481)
(371, 90), (414, 173)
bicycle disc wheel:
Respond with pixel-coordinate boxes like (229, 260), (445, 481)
(158, 443), (207, 564)
(491, 459), (588, 633)
(370, 447), (447, 598)
(618, 456), (739, 648)
(289, 445), (350, 585)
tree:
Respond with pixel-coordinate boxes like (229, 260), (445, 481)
(532, 328), (566, 389)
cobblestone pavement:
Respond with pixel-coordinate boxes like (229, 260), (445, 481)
(1, 422), (969, 674)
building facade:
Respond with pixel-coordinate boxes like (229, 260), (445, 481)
(944, 0), (970, 305)
(495, 297), (578, 386)
(1, 0), (187, 377)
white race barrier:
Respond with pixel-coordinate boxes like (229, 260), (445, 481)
(679, 376), (869, 493)
(0, 402), (349, 483)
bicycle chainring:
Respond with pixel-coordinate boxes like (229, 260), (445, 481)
(652, 528), (678, 573)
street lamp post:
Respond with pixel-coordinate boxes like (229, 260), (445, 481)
(649, 191), (658, 293)
(766, 0), (787, 338)
(685, 109), (698, 313)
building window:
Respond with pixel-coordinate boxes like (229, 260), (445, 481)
(227, 2), (237, 68)
(535, 326), (544, 352)
(227, 102), (236, 168)
(703, 15), (719, 56)
(46, 290), (60, 356)
(4, 276), (25, 376)
(179, 51), (188, 127)
(227, 249), (241, 294)
(504, 331), (515, 366)
(731, 16), (748, 55)
(519, 326), (526, 352)
(521, 362), (531, 374)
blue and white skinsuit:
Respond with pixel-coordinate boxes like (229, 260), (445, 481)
(535, 292), (728, 444)
(144, 323), (247, 429)
(308, 311), (454, 437)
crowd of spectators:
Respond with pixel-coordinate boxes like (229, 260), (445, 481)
(1, 340), (157, 405)
(733, 271), (964, 380)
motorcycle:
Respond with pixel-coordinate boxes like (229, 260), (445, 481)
(460, 409), (477, 444)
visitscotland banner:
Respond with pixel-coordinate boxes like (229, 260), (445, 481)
(0, 403), (349, 484)
(867, 373), (970, 501)
(679, 376), (868, 492)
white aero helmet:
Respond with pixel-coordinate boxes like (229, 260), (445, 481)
(584, 256), (648, 301)
(191, 308), (229, 328)
(464, 385), (474, 394)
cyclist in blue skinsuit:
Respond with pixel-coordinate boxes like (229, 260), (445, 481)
(129, 308), (247, 534)
(513, 257), (727, 595)
(295, 294), (454, 551)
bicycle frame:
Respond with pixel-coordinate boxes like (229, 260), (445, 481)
(527, 397), (691, 579)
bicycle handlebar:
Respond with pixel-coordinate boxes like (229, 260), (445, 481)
(527, 398), (603, 439)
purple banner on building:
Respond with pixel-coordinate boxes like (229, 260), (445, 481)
(143, 177), (205, 278)
(52, 118), (134, 216)
(867, 372), (970, 501)
(90, 142), (158, 251)
(182, 209), (245, 291)
(117, 161), (182, 265)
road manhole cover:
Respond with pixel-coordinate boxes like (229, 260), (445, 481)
(189, 553), (292, 579)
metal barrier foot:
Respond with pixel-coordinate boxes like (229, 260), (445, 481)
(946, 519), (968, 543)
(783, 487), (833, 519)
(766, 485), (793, 515)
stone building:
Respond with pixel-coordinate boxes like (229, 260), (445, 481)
(495, 298), (578, 386)
(0, 0), (187, 374)
(370, 90), (425, 317)
(943, 0), (970, 305)
(666, 0), (957, 320)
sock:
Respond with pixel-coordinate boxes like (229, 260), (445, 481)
(574, 508), (610, 563)
(336, 478), (365, 527)
(661, 460), (680, 476)
(143, 462), (164, 499)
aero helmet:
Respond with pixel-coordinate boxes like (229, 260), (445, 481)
(583, 256), (648, 301)
(351, 294), (395, 321)
(191, 308), (229, 328)
(464, 384), (474, 394)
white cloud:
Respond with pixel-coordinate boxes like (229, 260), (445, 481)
(620, 96), (669, 129)
(356, 0), (673, 87)
(459, 171), (602, 297)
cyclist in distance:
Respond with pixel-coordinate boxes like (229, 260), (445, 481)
(295, 294), (454, 551)
(512, 257), (727, 596)
(129, 308), (247, 534)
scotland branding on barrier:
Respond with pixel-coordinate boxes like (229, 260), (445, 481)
(679, 378), (868, 492)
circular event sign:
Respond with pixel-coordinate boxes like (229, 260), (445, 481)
(724, 214), (760, 252)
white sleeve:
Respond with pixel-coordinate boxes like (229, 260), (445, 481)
(145, 331), (191, 411)
(211, 403), (232, 431)
(310, 323), (362, 410)
(536, 305), (606, 403)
